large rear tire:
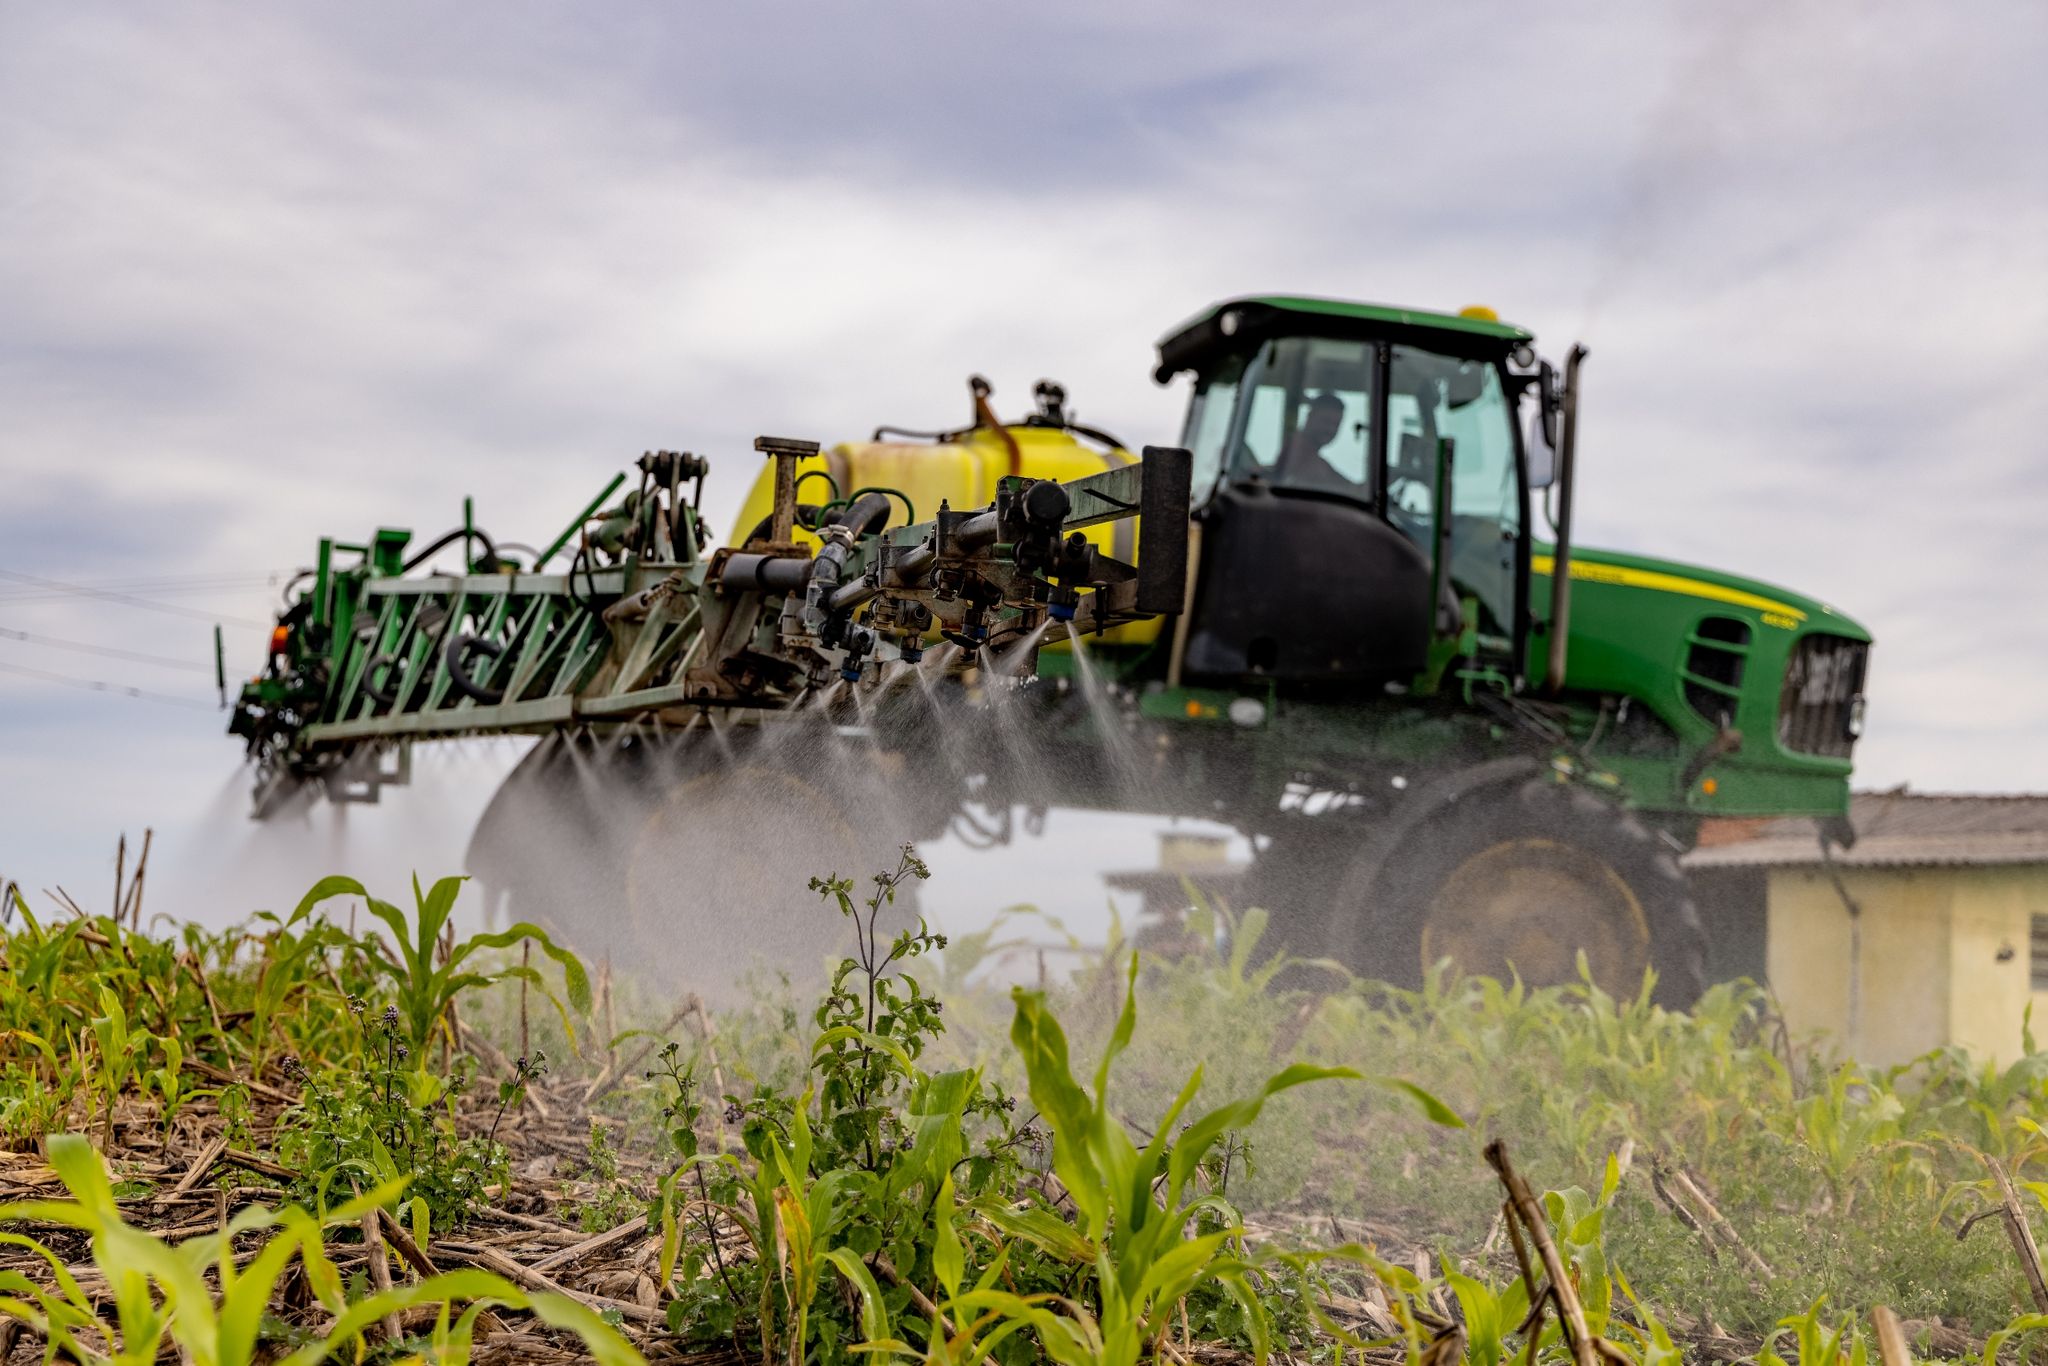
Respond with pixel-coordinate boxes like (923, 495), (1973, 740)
(466, 725), (924, 1000)
(1351, 776), (1707, 1008)
(619, 748), (921, 990)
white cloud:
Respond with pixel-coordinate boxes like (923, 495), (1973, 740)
(2, 1), (2043, 917)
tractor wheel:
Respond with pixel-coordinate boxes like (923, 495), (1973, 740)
(466, 727), (923, 1000)
(1354, 777), (1707, 1007)
(1243, 825), (1366, 960)
(619, 751), (922, 991)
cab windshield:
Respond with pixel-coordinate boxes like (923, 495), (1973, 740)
(1186, 337), (1377, 503)
(1184, 333), (1523, 637)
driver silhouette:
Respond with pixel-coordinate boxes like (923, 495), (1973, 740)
(1276, 391), (1357, 491)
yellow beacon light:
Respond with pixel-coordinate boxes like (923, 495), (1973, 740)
(1458, 305), (1501, 322)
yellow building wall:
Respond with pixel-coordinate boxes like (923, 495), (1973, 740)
(1766, 867), (1951, 1068)
(1764, 864), (2048, 1068)
(1945, 867), (2048, 1063)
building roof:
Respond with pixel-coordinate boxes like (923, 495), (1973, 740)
(1685, 792), (2048, 870)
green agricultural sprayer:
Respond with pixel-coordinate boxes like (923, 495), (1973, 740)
(231, 295), (1873, 1002)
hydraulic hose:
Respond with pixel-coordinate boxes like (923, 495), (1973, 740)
(821, 491), (892, 538)
(401, 527), (500, 575)
(739, 504), (823, 547)
(444, 634), (507, 704)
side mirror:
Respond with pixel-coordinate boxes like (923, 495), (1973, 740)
(1524, 359), (1560, 489)
(1526, 411), (1557, 489)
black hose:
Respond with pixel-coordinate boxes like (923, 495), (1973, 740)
(444, 634), (507, 705)
(401, 527), (500, 574)
(566, 539), (611, 620)
(362, 654), (403, 708)
(871, 424), (966, 443)
(821, 492), (892, 538)
(740, 504), (823, 547)
(1070, 421), (1131, 453)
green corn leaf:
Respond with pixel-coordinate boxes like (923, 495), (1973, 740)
(825, 1247), (897, 1352)
(931, 1174), (965, 1301)
(285, 875), (368, 927)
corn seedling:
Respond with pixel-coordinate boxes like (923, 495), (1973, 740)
(290, 873), (592, 1055)
(0, 1133), (644, 1365)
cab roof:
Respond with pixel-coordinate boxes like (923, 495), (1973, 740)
(1155, 295), (1534, 382)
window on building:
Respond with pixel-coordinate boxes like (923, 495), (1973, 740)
(2031, 913), (2048, 991)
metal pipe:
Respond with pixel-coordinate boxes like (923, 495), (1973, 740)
(824, 508), (1001, 615)
(536, 474), (627, 570)
(1543, 343), (1588, 695)
(951, 508), (1002, 552)
(717, 552), (813, 593)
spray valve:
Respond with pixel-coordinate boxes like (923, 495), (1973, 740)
(831, 620), (877, 683)
(1047, 586), (1080, 622)
(800, 524), (858, 636)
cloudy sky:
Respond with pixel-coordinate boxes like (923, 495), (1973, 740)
(2, 3), (2043, 929)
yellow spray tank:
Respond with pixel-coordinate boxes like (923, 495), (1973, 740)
(728, 386), (1167, 647)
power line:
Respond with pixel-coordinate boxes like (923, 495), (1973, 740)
(0, 626), (210, 671)
(0, 565), (284, 588)
(0, 578), (282, 605)
(0, 658), (215, 710)
(0, 574), (284, 606)
(0, 566), (287, 590)
(0, 569), (270, 628)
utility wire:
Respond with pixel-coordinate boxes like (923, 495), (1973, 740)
(0, 569), (269, 628)
(0, 580), (279, 605)
(0, 626), (210, 671)
(0, 658), (215, 710)
(0, 579), (280, 605)
(0, 567), (279, 590)
(0, 568), (285, 600)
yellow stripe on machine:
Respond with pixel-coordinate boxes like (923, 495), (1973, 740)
(1531, 555), (1807, 626)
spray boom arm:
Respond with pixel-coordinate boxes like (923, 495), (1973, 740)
(229, 441), (1191, 815)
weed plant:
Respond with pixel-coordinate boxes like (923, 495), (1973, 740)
(275, 1000), (504, 1230)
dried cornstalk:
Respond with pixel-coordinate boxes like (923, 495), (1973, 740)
(583, 999), (696, 1105)
(127, 828), (152, 931)
(1648, 1163), (1718, 1261)
(691, 994), (729, 1107)
(361, 1210), (401, 1343)
(1982, 1151), (2048, 1313)
(1667, 1164), (1774, 1281)
(1486, 1139), (1595, 1366)
(1870, 1305), (1911, 1366)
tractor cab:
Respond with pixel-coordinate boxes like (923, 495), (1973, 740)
(1156, 297), (1561, 696)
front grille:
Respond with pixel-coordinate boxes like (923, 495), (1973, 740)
(1778, 633), (1869, 758)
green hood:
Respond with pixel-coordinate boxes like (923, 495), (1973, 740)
(1536, 543), (1872, 644)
